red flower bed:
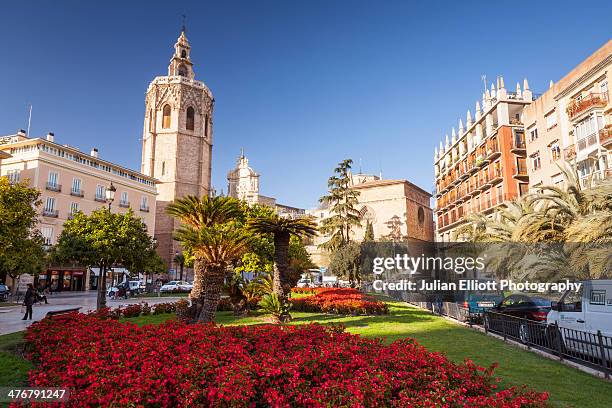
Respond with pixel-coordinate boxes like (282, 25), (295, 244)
(20, 314), (547, 407)
(291, 288), (389, 315)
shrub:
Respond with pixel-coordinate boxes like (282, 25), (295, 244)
(152, 302), (176, 315)
(121, 304), (143, 318)
(259, 293), (291, 323)
(290, 288), (388, 315)
(22, 315), (548, 407)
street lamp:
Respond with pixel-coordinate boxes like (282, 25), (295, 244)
(105, 182), (116, 211)
(174, 251), (185, 281)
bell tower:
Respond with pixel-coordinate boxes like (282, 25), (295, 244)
(141, 28), (214, 269)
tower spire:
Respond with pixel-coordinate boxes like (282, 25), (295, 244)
(181, 14), (187, 33)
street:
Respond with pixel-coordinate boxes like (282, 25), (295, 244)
(0, 291), (185, 335)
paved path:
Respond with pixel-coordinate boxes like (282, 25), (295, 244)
(0, 292), (184, 335)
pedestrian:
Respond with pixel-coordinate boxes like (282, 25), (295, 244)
(22, 284), (36, 320)
(36, 287), (48, 304)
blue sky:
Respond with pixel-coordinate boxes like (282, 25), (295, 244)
(1, 1), (610, 208)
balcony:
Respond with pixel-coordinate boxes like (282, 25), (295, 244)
(564, 145), (576, 160)
(487, 143), (501, 160)
(70, 189), (84, 197)
(45, 183), (61, 192)
(488, 167), (503, 186)
(94, 196), (107, 203)
(43, 209), (59, 218)
(119, 201), (130, 208)
(510, 137), (527, 154)
(140, 206), (150, 213)
(566, 92), (608, 120)
(513, 161), (529, 180)
(599, 126), (612, 147)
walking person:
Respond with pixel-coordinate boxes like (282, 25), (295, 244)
(22, 284), (36, 320)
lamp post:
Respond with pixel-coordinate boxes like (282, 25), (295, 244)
(174, 251), (185, 281)
(105, 182), (116, 211)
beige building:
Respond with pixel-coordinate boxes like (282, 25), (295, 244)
(226, 151), (305, 218)
(140, 30), (215, 268)
(524, 40), (611, 189)
(0, 130), (157, 291)
(307, 174), (434, 267)
(434, 76), (534, 241)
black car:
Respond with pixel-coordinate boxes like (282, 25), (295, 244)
(0, 284), (10, 302)
(485, 293), (555, 344)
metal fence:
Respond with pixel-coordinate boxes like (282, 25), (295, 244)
(484, 311), (612, 378)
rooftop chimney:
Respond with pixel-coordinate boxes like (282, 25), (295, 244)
(46, 132), (55, 142)
(91, 148), (99, 158)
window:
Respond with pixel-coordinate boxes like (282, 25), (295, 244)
(530, 152), (541, 170)
(140, 196), (148, 210)
(204, 114), (209, 137)
(72, 178), (82, 194)
(6, 169), (20, 183)
(601, 80), (608, 97)
(162, 105), (172, 128)
(550, 142), (561, 161)
(70, 202), (79, 214)
(120, 191), (128, 206)
(148, 109), (153, 130)
(575, 116), (596, 141)
(44, 197), (55, 211)
(186, 107), (195, 131)
(161, 161), (166, 176)
(545, 111), (557, 129)
(96, 184), (106, 200)
(417, 207), (425, 224)
(529, 128), (538, 142)
(178, 64), (187, 77)
(560, 287), (583, 312)
(48, 171), (59, 188)
(41, 226), (54, 245)
(181, 49), (187, 58)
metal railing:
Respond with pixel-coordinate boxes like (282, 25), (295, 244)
(484, 311), (612, 378)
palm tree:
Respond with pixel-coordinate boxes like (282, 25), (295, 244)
(247, 214), (317, 309)
(167, 196), (243, 321)
(175, 224), (251, 322)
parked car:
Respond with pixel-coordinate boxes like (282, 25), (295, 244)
(160, 281), (193, 293)
(455, 281), (504, 322)
(0, 284), (10, 302)
(296, 278), (312, 288)
(547, 280), (612, 359)
(486, 293), (555, 343)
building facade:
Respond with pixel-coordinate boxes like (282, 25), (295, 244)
(226, 151), (306, 218)
(434, 76), (534, 241)
(0, 130), (157, 291)
(307, 174), (434, 267)
(140, 30), (215, 268)
(524, 40), (611, 189)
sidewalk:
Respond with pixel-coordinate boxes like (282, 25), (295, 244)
(0, 292), (184, 335)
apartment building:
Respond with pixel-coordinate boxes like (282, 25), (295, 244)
(524, 40), (611, 189)
(0, 130), (158, 291)
(434, 77), (535, 241)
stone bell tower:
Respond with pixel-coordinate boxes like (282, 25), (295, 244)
(141, 28), (214, 270)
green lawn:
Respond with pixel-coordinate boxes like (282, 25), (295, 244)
(2, 298), (611, 407)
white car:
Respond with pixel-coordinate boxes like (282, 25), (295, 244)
(160, 281), (193, 293)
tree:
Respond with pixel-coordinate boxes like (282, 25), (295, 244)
(54, 208), (155, 309)
(0, 178), (45, 292)
(328, 241), (362, 285)
(363, 220), (375, 242)
(319, 159), (362, 250)
(167, 195), (245, 322)
(287, 235), (316, 289)
(175, 223), (251, 322)
(455, 163), (612, 280)
(247, 214), (317, 321)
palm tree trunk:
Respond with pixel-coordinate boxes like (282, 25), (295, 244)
(189, 257), (206, 320)
(198, 266), (226, 322)
(274, 232), (291, 298)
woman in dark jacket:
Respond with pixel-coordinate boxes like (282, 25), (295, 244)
(22, 284), (36, 320)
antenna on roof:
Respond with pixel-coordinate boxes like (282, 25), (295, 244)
(26, 104), (32, 136)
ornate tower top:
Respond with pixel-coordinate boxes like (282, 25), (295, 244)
(168, 30), (194, 79)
